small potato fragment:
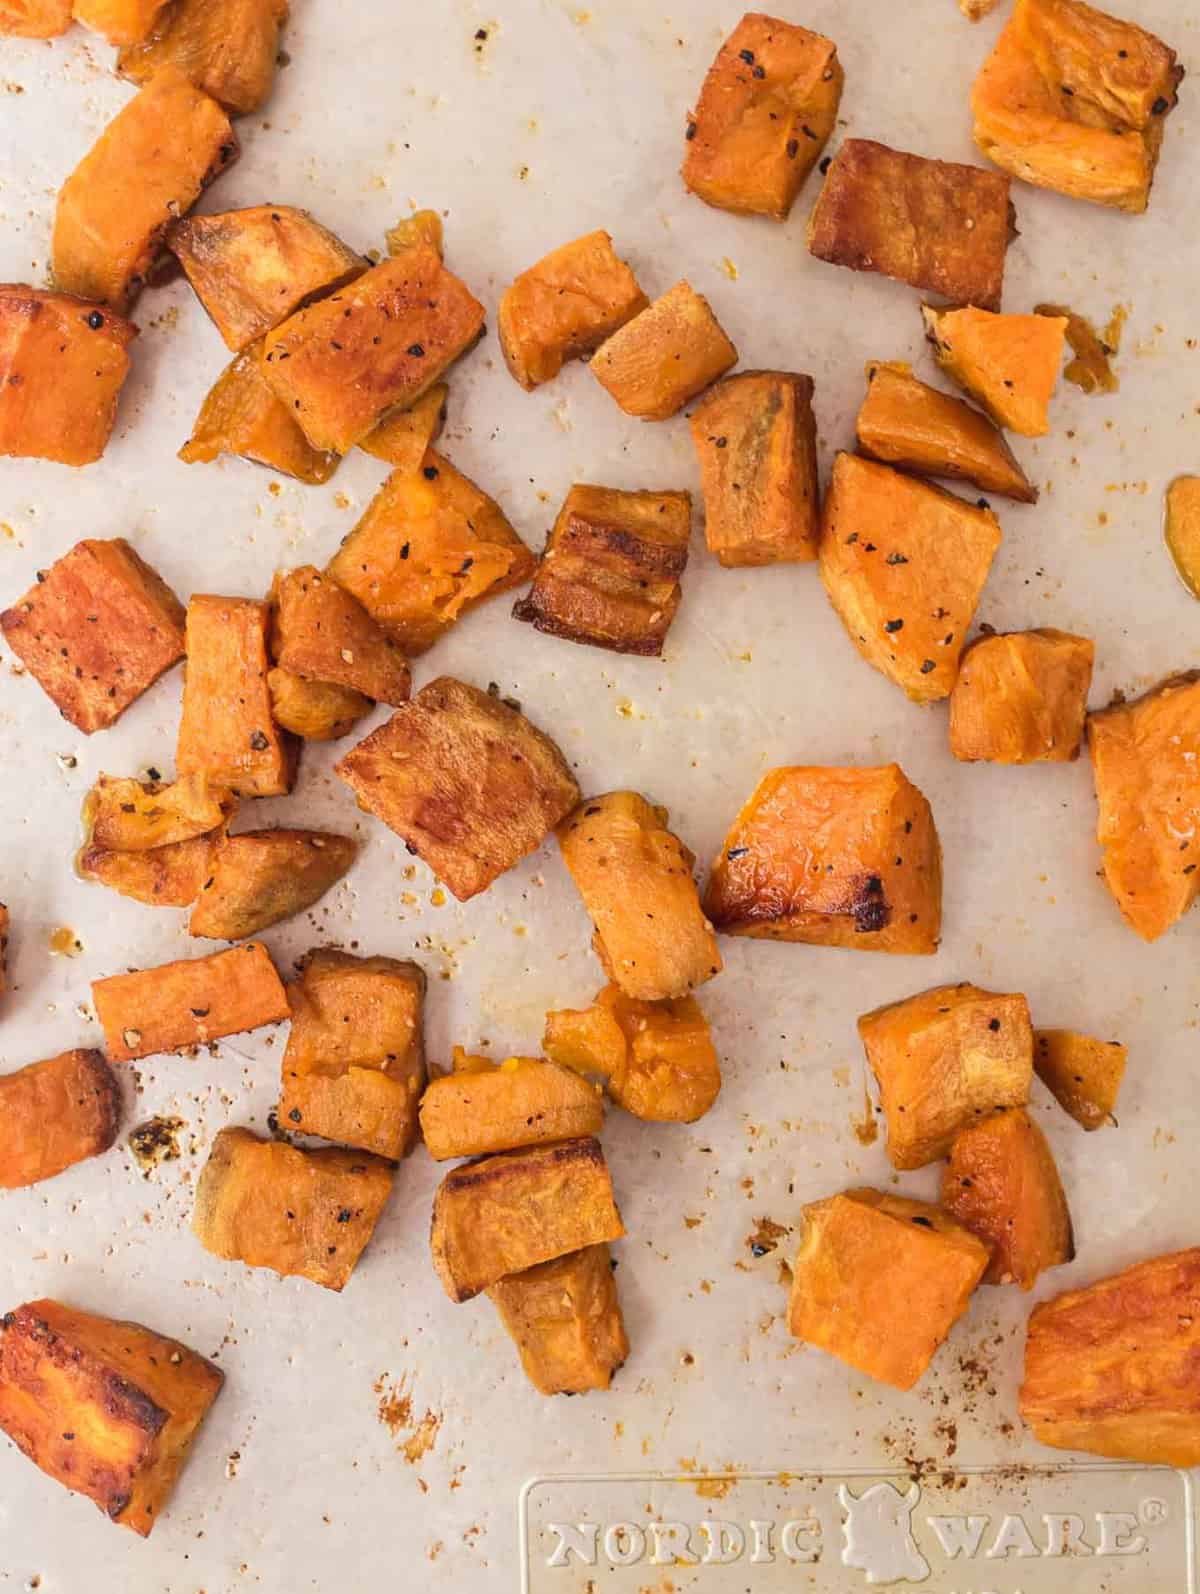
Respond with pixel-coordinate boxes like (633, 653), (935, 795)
(590, 281), (737, 421)
(188, 828), (356, 941)
(419, 1054), (604, 1161)
(0, 1049), (120, 1189)
(178, 344), (340, 484)
(83, 773), (234, 851)
(488, 1244), (629, 1395)
(0, 0), (72, 35)
(1034, 1028), (1127, 1130)
(923, 305), (1067, 437)
(358, 383), (447, 471)
(557, 792), (721, 1002)
(961, 0), (1001, 17)
(949, 628), (1095, 763)
(117, 0), (289, 117)
(72, 0), (168, 44)
(267, 668), (371, 741)
(1165, 476), (1200, 600)
(385, 209), (443, 258)
(78, 834), (214, 907)
(271, 565), (411, 704)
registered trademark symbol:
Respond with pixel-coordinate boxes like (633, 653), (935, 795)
(1140, 1497), (1169, 1526)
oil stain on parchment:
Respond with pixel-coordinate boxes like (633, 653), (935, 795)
(374, 1372), (443, 1464)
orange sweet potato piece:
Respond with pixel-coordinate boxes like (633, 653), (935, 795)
(590, 280), (737, 421)
(266, 668), (371, 741)
(1165, 476), (1200, 599)
(385, 209), (443, 258)
(0, 1049), (120, 1188)
(179, 344), (340, 483)
(188, 828), (356, 940)
(358, 382), (446, 470)
(72, 0), (168, 44)
(271, 565), (411, 704)
(950, 628), (1095, 763)
(78, 834), (215, 907)
(488, 1244), (629, 1396)
(924, 305), (1067, 437)
(420, 1053), (604, 1161)
(961, 0), (1002, 17)
(1035, 1028), (1127, 1130)
(0, 0), (72, 35)
(83, 772), (234, 851)
(117, 0), (289, 116)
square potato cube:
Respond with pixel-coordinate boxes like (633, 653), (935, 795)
(0, 1049), (120, 1189)
(0, 1299), (222, 1536)
(923, 306), (1067, 438)
(488, 1244), (629, 1395)
(189, 828), (356, 940)
(0, 0), (72, 35)
(788, 1189), (990, 1390)
(72, 0), (168, 44)
(858, 982), (1034, 1169)
(117, 0), (289, 116)
(807, 138), (1014, 311)
(513, 484), (691, 656)
(271, 565), (411, 705)
(419, 1054), (604, 1161)
(337, 676), (579, 900)
(950, 628), (1094, 763)
(1034, 1028), (1126, 1130)
(818, 453), (1002, 704)
(1, 538), (185, 734)
(590, 281), (737, 421)
(358, 382), (447, 470)
(178, 344), (340, 485)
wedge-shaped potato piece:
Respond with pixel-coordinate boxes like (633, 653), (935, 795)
(193, 1126), (392, 1291)
(1021, 1248), (1200, 1465)
(52, 67), (237, 314)
(279, 950), (425, 1160)
(0, 1049), (120, 1189)
(260, 246), (484, 452)
(358, 382), (446, 470)
(1165, 476), (1200, 600)
(420, 1054), (604, 1161)
(0, 287), (136, 466)
(590, 281), (737, 421)
(924, 305), (1066, 437)
(498, 229), (647, 390)
(513, 484), (691, 655)
(272, 565), (411, 704)
(73, 0), (167, 44)
(683, 13), (843, 220)
(0, 1299), (222, 1536)
(1087, 673), (1200, 941)
(950, 628), (1094, 763)
(431, 1137), (625, 1303)
(179, 344), (339, 484)
(2, 538), (185, 734)
(267, 668), (371, 741)
(488, 1244), (629, 1395)
(118, 0), (289, 116)
(78, 834), (214, 907)
(557, 792), (721, 1001)
(189, 828), (356, 940)
(327, 451), (535, 655)
(385, 209), (443, 258)
(1035, 1028), (1126, 1130)
(0, 0), (72, 36)
(337, 676), (578, 900)
(788, 1188), (990, 1390)
(93, 942), (288, 1062)
(808, 139), (1014, 311)
(83, 772), (234, 851)
(856, 361), (1036, 503)
(177, 595), (296, 797)
(818, 453), (1002, 704)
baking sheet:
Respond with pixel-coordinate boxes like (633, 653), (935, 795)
(0, 0), (1198, 1588)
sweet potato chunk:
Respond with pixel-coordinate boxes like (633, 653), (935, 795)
(279, 950), (425, 1160)
(92, 941), (288, 1062)
(1087, 673), (1200, 941)
(327, 451), (535, 655)
(178, 344), (339, 483)
(788, 1189), (990, 1390)
(431, 1138), (625, 1303)
(118, 0), (288, 116)
(72, 0), (167, 44)
(420, 1054), (603, 1161)
(0, 0), (71, 36)
(358, 382), (446, 470)
(590, 281), (737, 421)
(513, 484), (691, 656)
(266, 668), (371, 741)
(1, 538), (185, 734)
(950, 628), (1094, 763)
(1021, 1248), (1200, 1465)
(83, 772), (234, 851)
(193, 1127), (392, 1291)
(683, 13), (842, 220)
(924, 305), (1067, 437)
(1035, 1028), (1126, 1130)
(1164, 476), (1200, 600)
(818, 453), (1002, 704)
(488, 1244), (629, 1395)
(337, 676), (578, 900)
(78, 835), (214, 907)
(385, 209), (443, 259)
(259, 246), (484, 452)
(0, 1050), (120, 1189)
(703, 763), (942, 952)
(271, 565), (411, 704)
(52, 68), (237, 314)
(856, 361), (1036, 503)
(557, 792), (721, 1001)
(189, 828), (355, 940)
(858, 982), (1034, 1169)
(0, 1300), (222, 1536)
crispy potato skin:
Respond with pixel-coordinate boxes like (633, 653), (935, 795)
(557, 792), (721, 1001)
(950, 628), (1094, 763)
(789, 1189), (990, 1390)
(0, 1300), (223, 1536)
(1087, 673), (1200, 941)
(73, 0), (168, 44)
(703, 764), (941, 953)
(93, 942), (289, 1062)
(272, 565), (411, 704)
(179, 343), (340, 483)
(84, 773), (234, 851)
(590, 281), (737, 421)
(488, 1244), (629, 1395)
(419, 1057), (604, 1161)
(818, 454), (1002, 704)
(336, 676), (579, 901)
(78, 834), (215, 907)
(359, 383), (447, 470)
(0, 1050), (120, 1189)
(513, 484), (691, 656)
(118, 0), (289, 116)
(0, 0), (72, 36)
(1034, 1028), (1126, 1130)
(189, 828), (356, 940)
(267, 667), (371, 741)
(1, 538), (185, 734)
(1020, 1248), (1200, 1465)
(858, 982), (1034, 1169)
(924, 306), (1067, 437)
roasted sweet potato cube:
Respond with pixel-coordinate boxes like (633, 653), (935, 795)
(271, 565), (411, 704)
(72, 0), (167, 43)
(193, 1127), (392, 1291)
(336, 676), (578, 900)
(431, 1138), (625, 1303)
(385, 209), (443, 259)
(0, 1299), (222, 1536)
(788, 1189), (990, 1390)
(117, 0), (289, 116)
(557, 792), (721, 1001)
(807, 139), (1014, 311)
(420, 1055), (604, 1161)
(818, 453), (1002, 703)
(858, 983), (1034, 1169)
(327, 451), (535, 655)
(0, 1050), (120, 1189)
(950, 628), (1094, 763)
(52, 68), (237, 314)
(542, 999), (627, 1081)
(488, 1244), (629, 1395)
(78, 834), (214, 907)
(702, 763), (942, 952)
(358, 382), (447, 470)
(188, 828), (356, 940)
(279, 950), (425, 1160)
(178, 345), (339, 483)
(590, 281), (737, 421)
(1020, 1248), (1200, 1465)
(1087, 673), (1200, 941)
(266, 668), (371, 741)
(856, 361), (1036, 503)
(683, 13), (842, 220)
(92, 941), (289, 1062)
(1, 538), (185, 734)
(0, 0), (72, 35)
(1035, 1028), (1126, 1130)
(924, 306), (1067, 437)
(498, 229), (647, 390)
(513, 484), (691, 656)
(83, 772), (234, 851)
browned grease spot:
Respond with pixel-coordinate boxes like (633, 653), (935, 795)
(48, 926), (83, 957)
(129, 1116), (184, 1174)
(374, 1373), (442, 1463)
(852, 1083), (879, 1145)
(1036, 302), (1126, 394)
(747, 1216), (790, 1256)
